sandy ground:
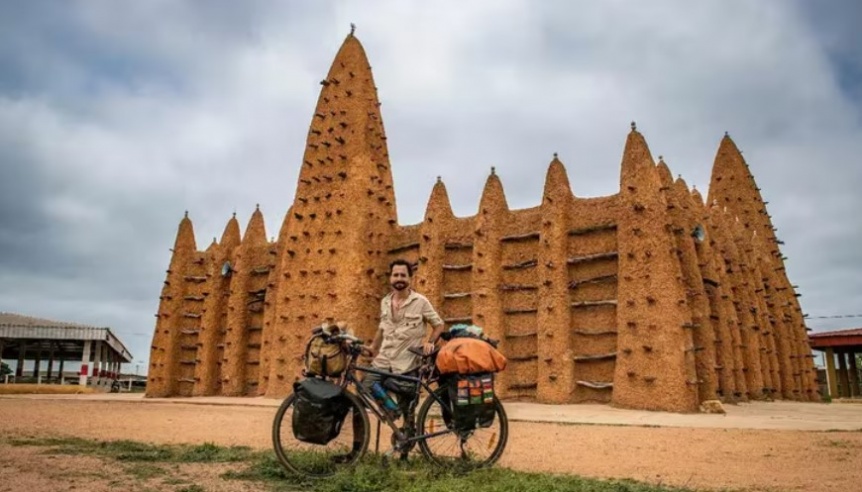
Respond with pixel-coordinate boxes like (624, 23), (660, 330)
(8, 392), (862, 430)
(1, 397), (861, 492)
(0, 444), (258, 492)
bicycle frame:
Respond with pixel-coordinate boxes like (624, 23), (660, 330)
(341, 357), (453, 445)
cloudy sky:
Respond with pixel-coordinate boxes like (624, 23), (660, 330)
(1, 1), (860, 371)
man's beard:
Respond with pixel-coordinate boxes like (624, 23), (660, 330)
(392, 281), (408, 291)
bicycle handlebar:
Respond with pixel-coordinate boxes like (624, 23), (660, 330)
(330, 333), (362, 344)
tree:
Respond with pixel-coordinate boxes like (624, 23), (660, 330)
(0, 361), (11, 377)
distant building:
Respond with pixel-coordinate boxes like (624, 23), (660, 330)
(0, 312), (132, 387)
(808, 328), (861, 398)
(147, 31), (816, 412)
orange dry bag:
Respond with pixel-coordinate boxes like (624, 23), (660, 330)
(436, 337), (507, 375)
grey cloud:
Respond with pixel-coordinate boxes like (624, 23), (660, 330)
(1, 1), (861, 369)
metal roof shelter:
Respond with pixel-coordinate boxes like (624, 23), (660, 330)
(809, 328), (861, 399)
(0, 312), (133, 386)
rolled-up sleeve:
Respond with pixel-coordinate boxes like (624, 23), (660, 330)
(421, 298), (444, 328)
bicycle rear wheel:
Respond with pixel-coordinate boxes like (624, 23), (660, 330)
(272, 389), (370, 478)
(416, 387), (508, 469)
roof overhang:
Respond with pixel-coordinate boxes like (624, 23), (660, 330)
(809, 335), (862, 350)
(0, 326), (133, 363)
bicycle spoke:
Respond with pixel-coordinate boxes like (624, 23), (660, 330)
(417, 393), (507, 469)
(272, 391), (369, 478)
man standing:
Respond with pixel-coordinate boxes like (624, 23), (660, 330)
(362, 259), (444, 399)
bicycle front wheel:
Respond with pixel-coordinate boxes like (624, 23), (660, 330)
(416, 387), (508, 469)
(272, 389), (370, 478)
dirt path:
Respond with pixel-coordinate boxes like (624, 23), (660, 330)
(1, 399), (859, 492)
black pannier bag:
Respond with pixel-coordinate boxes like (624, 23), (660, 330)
(291, 378), (351, 445)
(446, 372), (496, 432)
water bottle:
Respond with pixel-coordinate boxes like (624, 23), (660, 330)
(371, 382), (399, 413)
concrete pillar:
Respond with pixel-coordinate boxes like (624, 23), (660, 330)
(103, 350), (110, 386)
(103, 345), (111, 387)
(825, 348), (838, 398)
(47, 343), (55, 382)
(91, 341), (103, 387)
(16, 342), (25, 378)
(837, 350), (850, 398)
(59, 357), (65, 384)
(78, 340), (92, 386)
(848, 351), (859, 398)
(33, 350), (41, 379)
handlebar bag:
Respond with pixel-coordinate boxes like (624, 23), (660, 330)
(305, 333), (348, 377)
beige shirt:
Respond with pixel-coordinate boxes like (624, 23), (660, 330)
(372, 290), (444, 374)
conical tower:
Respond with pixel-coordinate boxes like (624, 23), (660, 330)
(707, 135), (813, 400)
(415, 177), (456, 311)
(612, 126), (698, 412)
(707, 135), (773, 243)
(223, 206), (269, 396)
(266, 31), (398, 396)
(147, 212), (199, 397)
(258, 207), (294, 396)
(193, 214), (242, 396)
(471, 168), (512, 395)
(536, 155), (575, 402)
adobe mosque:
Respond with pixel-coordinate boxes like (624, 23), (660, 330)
(147, 30), (817, 412)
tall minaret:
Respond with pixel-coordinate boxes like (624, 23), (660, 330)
(147, 212), (198, 398)
(707, 135), (815, 400)
(612, 125), (698, 412)
(193, 214), (241, 396)
(266, 30), (398, 396)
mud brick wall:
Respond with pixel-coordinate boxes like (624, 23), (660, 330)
(220, 207), (270, 396)
(148, 213), (202, 397)
(146, 32), (817, 411)
(471, 172), (511, 396)
(707, 136), (818, 401)
(536, 157), (574, 403)
(659, 165), (718, 403)
(689, 189), (741, 401)
(191, 216), (240, 396)
(257, 210), (292, 396)
(611, 129), (698, 412)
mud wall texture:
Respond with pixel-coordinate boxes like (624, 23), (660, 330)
(146, 33), (819, 411)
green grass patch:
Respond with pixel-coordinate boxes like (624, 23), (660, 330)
(226, 452), (700, 492)
(124, 463), (168, 480)
(6, 436), (255, 463)
(176, 486), (206, 492)
(5, 435), (708, 492)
